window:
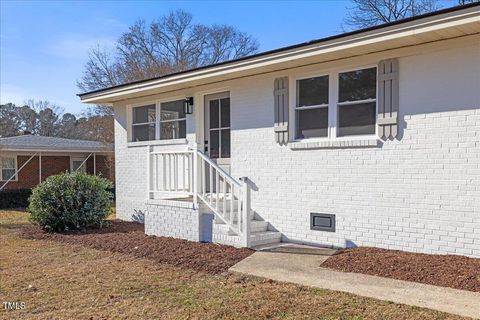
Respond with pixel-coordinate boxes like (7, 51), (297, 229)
(1, 156), (16, 181)
(131, 100), (186, 142)
(160, 100), (186, 140)
(132, 104), (156, 141)
(71, 157), (86, 173)
(208, 97), (230, 159)
(337, 67), (377, 137)
(295, 75), (329, 139)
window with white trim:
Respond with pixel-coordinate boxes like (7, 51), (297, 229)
(159, 100), (186, 140)
(71, 157), (87, 173)
(337, 67), (377, 137)
(132, 104), (156, 141)
(131, 100), (186, 142)
(1, 156), (16, 181)
(295, 66), (377, 140)
(295, 75), (329, 139)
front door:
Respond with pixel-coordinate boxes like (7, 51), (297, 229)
(204, 92), (231, 175)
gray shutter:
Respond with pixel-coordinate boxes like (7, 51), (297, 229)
(377, 59), (399, 140)
(273, 77), (289, 145)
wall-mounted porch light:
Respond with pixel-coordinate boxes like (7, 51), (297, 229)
(183, 97), (194, 114)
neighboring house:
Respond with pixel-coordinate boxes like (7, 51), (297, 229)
(0, 134), (114, 190)
(79, 4), (480, 257)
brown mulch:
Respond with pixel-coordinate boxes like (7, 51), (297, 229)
(321, 247), (480, 292)
(20, 220), (253, 274)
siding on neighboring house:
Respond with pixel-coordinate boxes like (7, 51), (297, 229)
(112, 35), (480, 257)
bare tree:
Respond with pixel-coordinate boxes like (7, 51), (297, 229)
(78, 9), (259, 92)
(344, 0), (439, 29)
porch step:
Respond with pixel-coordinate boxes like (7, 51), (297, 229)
(214, 219), (268, 234)
(250, 231), (282, 247)
(212, 230), (282, 247)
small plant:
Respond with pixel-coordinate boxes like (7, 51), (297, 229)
(28, 171), (113, 232)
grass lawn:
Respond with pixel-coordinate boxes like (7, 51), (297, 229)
(0, 210), (468, 320)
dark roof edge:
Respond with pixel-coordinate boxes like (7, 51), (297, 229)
(78, 2), (479, 98)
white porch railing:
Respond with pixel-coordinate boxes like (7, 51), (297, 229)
(149, 150), (194, 195)
(148, 148), (251, 247)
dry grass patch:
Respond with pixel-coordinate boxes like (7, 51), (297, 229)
(0, 210), (468, 320)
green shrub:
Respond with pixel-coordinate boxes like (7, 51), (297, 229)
(0, 188), (32, 209)
(28, 172), (113, 232)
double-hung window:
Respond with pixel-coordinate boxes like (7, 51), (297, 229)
(131, 100), (186, 142)
(1, 156), (16, 181)
(295, 66), (377, 140)
(337, 67), (377, 137)
(295, 75), (329, 139)
(132, 104), (156, 141)
(159, 100), (186, 140)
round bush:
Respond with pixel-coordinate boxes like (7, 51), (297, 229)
(28, 171), (113, 232)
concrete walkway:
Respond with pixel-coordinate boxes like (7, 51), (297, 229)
(230, 249), (480, 319)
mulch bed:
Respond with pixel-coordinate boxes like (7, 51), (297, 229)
(321, 247), (480, 292)
(20, 220), (253, 274)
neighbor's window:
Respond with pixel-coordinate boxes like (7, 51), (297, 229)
(71, 158), (87, 173)
(1, 156), (16, 181)
(160, 100), (186, 140)
(295, 75), (329, 139)
(337, 67), (377, 137)
(132, 104), (156, 141)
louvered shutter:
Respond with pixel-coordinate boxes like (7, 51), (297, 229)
(273, 77), (289, 145)
(377, 59), (399, 140)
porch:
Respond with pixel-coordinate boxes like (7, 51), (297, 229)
(145, 147), (281, 248)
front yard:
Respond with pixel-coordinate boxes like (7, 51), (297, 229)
(0, 210), (469, 319)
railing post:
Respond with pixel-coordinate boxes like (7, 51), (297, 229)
(192, 147), (198, 209)
(147, 146), (151, 200)
(240, 177), (251, 248)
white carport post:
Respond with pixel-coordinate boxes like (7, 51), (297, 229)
(93, 152), (96, 176)
(39, 152), (42, 183)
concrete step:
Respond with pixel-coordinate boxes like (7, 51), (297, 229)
(214, 219), (268, 235)
(250, 231), (282, 247)
(212, 230), (282, 247)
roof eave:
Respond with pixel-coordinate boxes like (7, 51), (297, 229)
(79, 4), (480, 105)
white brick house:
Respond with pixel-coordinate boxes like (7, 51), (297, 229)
(80, 4), (480, 257)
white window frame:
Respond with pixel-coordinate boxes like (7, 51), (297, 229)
(130, 102), (158, 142)
(336, 65), (378, 138)
(70, 157), (87, 173)
(293, 64), (378, 142)
(0, 155), (18, 181)
(158, 100), (187, 141)
(128, 97), (188, 142)
(295, 73), (330, 140)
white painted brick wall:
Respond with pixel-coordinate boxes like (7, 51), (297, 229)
(145, 202), (200, 241)
(113, 36), (480, 257)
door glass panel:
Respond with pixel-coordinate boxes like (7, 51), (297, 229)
(210, 130), (219, 159)
(220, 98), (230, 127)
(209, 99), (219, 129)
(220, 130), (230, 158)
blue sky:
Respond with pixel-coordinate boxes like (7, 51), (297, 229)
(0, 0), (459, 115)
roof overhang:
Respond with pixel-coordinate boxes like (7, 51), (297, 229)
(0, 147), (114, 153)
(79, 4), (480, 105)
